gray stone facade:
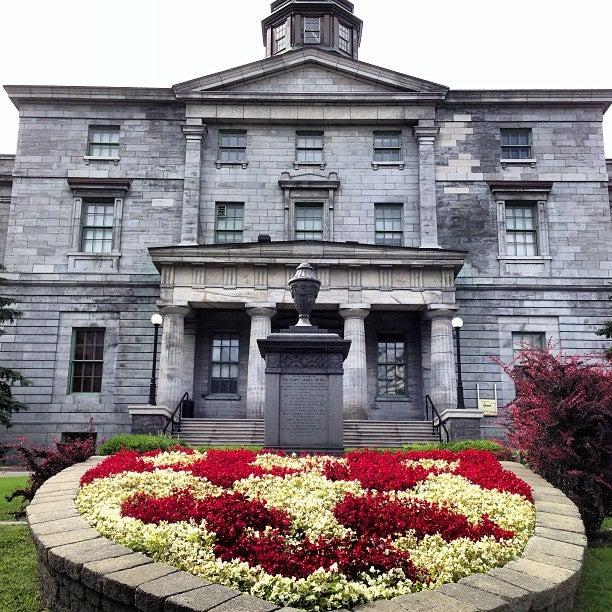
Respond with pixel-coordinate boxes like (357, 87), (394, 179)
(1, 0), (611, 444)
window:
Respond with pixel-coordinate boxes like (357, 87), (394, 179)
(373, 131), (402, 163)
(512, 332), (545, 357)
(215, 203), (244, 244)
(501, 129), (532, 160)
(296, 131), (324, 164)
(218, 130), (247, 163)
(87, 126), (119, 158)
(338, 23), (352, 53)
(61, 432), (97, 444)
(377, 336), (406, 397)
(81, 199), (115, 253)
(69, 328), (105, 393)
(375, 204), (403, 246)
(273, 23), (287, 53)
(505, 203), (539, 256)
(210, 333), (239, 394)
(303, 16), (321, 43)
(295, 203), (324, 240)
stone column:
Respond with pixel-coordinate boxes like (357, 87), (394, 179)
(339, 305), (370, 420)
(180, 123), (207, 245)
(157, 306), (190, 409)
(246, 304), (276, 419)
(425, 305), (458, 412)
(414, 123), (440, 249)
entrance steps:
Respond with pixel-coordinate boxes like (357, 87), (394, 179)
(176, 419), (440, 448)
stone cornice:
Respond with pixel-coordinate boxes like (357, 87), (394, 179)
(488, 181), (554, 195)
(67, 177), (132, 193)
(148, 240), (467, 271)
(446, 89), (612, 109)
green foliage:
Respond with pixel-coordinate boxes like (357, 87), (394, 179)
(0, 265), (31, 428)
(597, 319), (612, 360)
(401, 439), (510, 455)
(0, 476), (28, 521)
(98, 433), (178, 455)
(0, 525), (42, 612)
(573, 542), (612, 611)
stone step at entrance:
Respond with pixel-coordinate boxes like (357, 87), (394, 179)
(176, 419), (440, 448)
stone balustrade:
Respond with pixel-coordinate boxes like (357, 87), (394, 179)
(28, 458), (586, 612)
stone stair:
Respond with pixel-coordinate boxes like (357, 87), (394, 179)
(176, 419), (440, 448)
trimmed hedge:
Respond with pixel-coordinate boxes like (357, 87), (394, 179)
(98, 434), (176, 455)
(401, 440), (508, 453)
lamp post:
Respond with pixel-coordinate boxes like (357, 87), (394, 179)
(148, 313), (163, 405)
(452, 317), (466, 410)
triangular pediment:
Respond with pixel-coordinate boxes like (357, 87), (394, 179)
(173, 48), (448, 97)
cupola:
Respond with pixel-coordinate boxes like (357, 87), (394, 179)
(262, 0), (363, 59)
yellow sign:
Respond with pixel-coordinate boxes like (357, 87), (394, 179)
(479, 399), (498, 416)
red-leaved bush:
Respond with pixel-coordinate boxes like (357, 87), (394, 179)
(500, 348), (612, 538)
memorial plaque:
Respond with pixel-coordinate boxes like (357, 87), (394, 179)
(279, 374), (329, 447)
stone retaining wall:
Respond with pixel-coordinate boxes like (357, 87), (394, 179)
(28, 457), (587, 612)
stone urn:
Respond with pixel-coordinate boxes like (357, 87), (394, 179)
(288, 263), (321, 327)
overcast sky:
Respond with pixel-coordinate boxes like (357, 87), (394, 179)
(1, 0), (611, 156)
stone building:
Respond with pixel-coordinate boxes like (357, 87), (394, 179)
(0, 0), (611, 445)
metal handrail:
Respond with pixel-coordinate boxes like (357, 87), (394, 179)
(163, 392), (189, 436)
(424, 395), (450, 443)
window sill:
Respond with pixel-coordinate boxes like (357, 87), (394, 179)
(375, 395), (410, 403)
(498, 256), (552, 263)
(84, 156), (120, 165)
(372, 161), (405, 170)
(500, 159), (536, 168)
(294, 161), (326, 170)
(203, 393), (242, 401)
(215, 160), (248, 169)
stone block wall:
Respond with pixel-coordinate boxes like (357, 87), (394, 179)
(0, 153), (14, 263)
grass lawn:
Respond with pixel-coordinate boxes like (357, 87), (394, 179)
(0, 476), (28, 521)
(0, 525), (42, 612)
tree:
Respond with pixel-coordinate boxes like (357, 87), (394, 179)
(597, 320), (612, 360)
(0, 264), (31, 427)
(499, 348), (611, 538)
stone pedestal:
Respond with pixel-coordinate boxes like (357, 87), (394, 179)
(258, 328), (351, 453)
(128, 405), (173, 435)
(438, 409), (484, 441)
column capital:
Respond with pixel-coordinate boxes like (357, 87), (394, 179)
(339, 304), (371, 320)
(425, 304), (458, 321)
(413, 125), (439, 142)
(159, 305), (190, 317)
(181, 123), (207, 140)
(246, 303), (276, 318)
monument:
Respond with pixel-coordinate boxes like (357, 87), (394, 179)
(258, 263), (351, 453)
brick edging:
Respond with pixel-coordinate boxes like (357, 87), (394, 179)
(27, 457), (587, 612)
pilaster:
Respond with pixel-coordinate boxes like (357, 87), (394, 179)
(339, 304), (370, 420)
(414, 123), (440, 249)
(180, 123), (207, 245)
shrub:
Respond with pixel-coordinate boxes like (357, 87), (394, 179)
(499, 348), (612, 538)
(1, 434), (95, 517)
(98, 434), (176, 455)
(401, 439), (512, 458)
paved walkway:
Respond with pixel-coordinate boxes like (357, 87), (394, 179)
(0, 470), (30, 478)
(0, 520), (25, 526)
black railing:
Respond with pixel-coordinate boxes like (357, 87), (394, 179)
(163, 392), (191, 436)
(424, 395), (449, 443)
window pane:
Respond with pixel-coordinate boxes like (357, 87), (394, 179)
(377, 337), (406, 396)
(210, 333), (240, 395)
(375, 204), (403, 246)
(500, 129), (532, 159)
(505, 204), (539, 256)
(87, 127), (119, 157)
(512, 332), (545, 355)
(339, 23), (352, 53)
(215, 203), (244, 244)
(304, 16), (321, 43)
(295, 204), (323, 240)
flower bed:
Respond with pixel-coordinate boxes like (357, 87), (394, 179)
(76, 448), (535, 611)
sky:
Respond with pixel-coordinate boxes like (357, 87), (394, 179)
(1, 0), (611, 156)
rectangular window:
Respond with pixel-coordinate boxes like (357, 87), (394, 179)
(210, 333), (240, 394)
(512, 332), (545, 356)
(81, 199), (115, 253)
(295, 203), (324, 240)
(377, 336), (406, 397)
(373, 131), (402, 163)
(87, 126), (119, 158)
(303, 16), (321, 43)
(215, 203), (244, 244)
(338, 23), (352, 53)
(69, 328), (105, 393)
(505, 203), (539, 256)
(501, 128), (532, 160)
(273, 23), (287, 53)
(296, 131), (324, 163)
(218, 130), (247, 163)
(375, 204), (403, 246)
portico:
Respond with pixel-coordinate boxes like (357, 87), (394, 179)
(149, 241), (465, 421)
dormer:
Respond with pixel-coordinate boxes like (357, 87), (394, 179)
(262, 0), (363, 59)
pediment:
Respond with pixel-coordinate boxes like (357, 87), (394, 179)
(173, 49), (448, 97)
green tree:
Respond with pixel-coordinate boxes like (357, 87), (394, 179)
(0, 265), (31, 427)
(597, 320), (612, 360)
